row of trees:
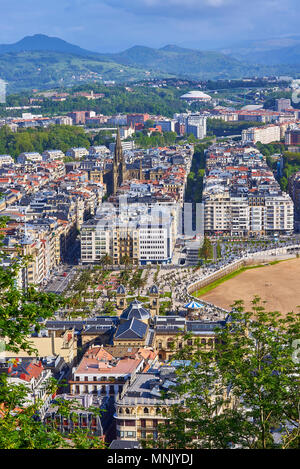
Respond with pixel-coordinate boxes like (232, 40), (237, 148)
(185, 143), (210, 204)
(0, 125), (91, 158)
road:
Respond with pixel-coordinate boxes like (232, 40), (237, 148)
(44, 265), (78, 294)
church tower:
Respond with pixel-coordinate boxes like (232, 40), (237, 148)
(112, 128), (127, 194)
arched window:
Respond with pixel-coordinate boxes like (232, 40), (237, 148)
(144, 407), (149, 414)
(125, 408), (130, 414)
(119, 408), (123, 414)
(156, 407), (161, 415)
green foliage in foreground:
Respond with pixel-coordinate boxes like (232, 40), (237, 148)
(0, 217), (105, 449)
(143, 297), (300, 449)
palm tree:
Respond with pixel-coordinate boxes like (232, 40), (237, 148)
(100, 254), (113, 270)
(120, 255), (132, 271)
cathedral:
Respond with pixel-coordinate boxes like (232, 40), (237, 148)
(104, 129), (143, 196)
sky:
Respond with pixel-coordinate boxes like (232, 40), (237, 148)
(0, 0), (299, 52)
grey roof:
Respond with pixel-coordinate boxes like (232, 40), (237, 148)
(109, 440), (141, 449)
(186, 320), (226, 335)
(120, 300), (151, 321)
(149, 285), (159, 295)
(115, 318), (148, 340)
(116, 284), (126, 295)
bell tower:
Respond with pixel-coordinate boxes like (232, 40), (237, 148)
(149, 285), (160, 316)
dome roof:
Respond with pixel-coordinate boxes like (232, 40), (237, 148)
(116, 284), (126, 295)
(120, 300), (151, 321)
(149, 285), (159, 295)
(180, 90), (211, 100)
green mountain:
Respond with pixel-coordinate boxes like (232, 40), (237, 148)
(0, 34), (298, 92)
(0, 51), (162, 92)
(0, 34), (98, 57)
(107, 44), (252, 78)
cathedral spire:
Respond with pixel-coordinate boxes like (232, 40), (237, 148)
(114, 127), (123, 164)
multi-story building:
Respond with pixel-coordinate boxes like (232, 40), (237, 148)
(4, 359), (52, 419)
(115, 367), (179, 442)
(0, 154), (14, 166)
(276, 98), (292, 112)
(186, 114), (207, 140)
(80, 205), (176, 266)
(17, 152), (43, 164)
(242, 124), (281, 144)
(42, 150), (65, 161)
(285, 128), (300, 146)
(69, 346), (144, 398)
(203, 144), (294, 236)
(288, 171), (300, 220)
(66, 147), (89, 160)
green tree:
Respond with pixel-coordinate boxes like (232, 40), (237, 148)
(199, 236), (213, 261)
(147, 298), (300, 449)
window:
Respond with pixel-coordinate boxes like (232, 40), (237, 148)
(144, 407), (149, 414)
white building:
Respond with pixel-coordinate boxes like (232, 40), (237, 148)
(109, 141), (135, 153)
(42, 150), (65, 161)
(17, 152), (42, 164)
(66, 147), (89, 160)
(186, 115), (207, 140)
(0, 154), (14, 166)
(80, 205), (176, 265)
(242, 125), (281, 144)
(180, 91), (212, 103)
(155, 119), (177, 133)
(6, 360), (52, 419)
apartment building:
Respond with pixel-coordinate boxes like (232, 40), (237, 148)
(80, 205), (176, 265)
(69, 346), (144, 398)
(115, 367), (179, 442)
(17, 152), (43, 164)
(242, 124), (281, 144)
(66, 147), (89, 160)
(42, 150), (65, 161)
(4, 359), (52, 419)
(0, 154), (14, 166)
(186, 114), (207, 140)
(285, 128), (300, 146)
(288, 171), (300, 220)
(203, 144), (294, 236)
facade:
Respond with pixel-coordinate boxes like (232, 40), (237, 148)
(114, 367), (180, 442)
(66, 147), (89, 160)
(285, 128), (300, 146)
(276, 98), (292, 112)
(80, 204), (176, 266)
(69, 346), (144, 398)
(242, 125), (281, 144)
(288, 171), (300, 220)
(203, 144), (294, 236)
(5, 359), (52, 419)
(17, 152), (42, 164)
(0, 154), (14, 166)
(186, 114), (207, 140)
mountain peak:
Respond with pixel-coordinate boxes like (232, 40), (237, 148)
(0, 34), (95, 56)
